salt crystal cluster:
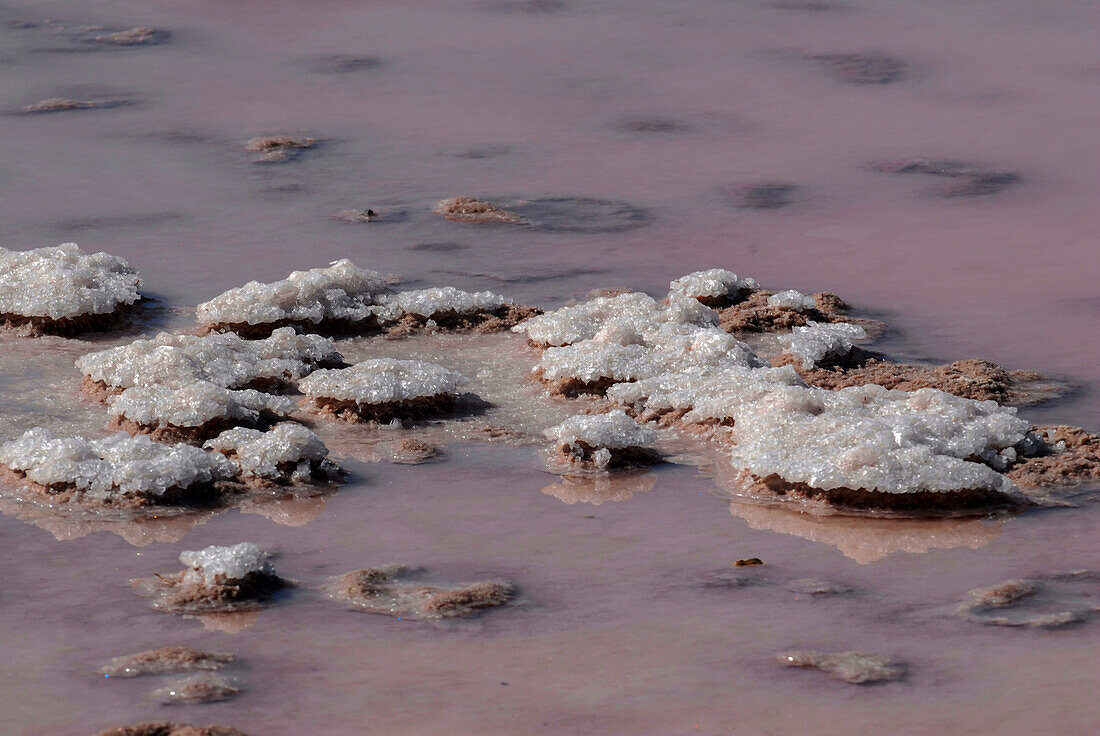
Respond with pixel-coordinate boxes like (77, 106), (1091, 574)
(0, 428), (235, 500)
(204, 424), (332, 482)
(178, 543), (272, 586)
(667, 269), (759, 305)
(107, 382), (295, 432)
(767, 290), (817, 312)
(514, 292), (711, 347)
(389, 287), (506, 319)
(77, 327), (342, 392)
(299, 359), (467, 406)
(0, 243), (141, 321)
(544, 410), (658, 469)
(778, 321), (868, 368)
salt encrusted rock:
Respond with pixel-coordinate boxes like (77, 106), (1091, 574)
(0, 243), (141, 335)
(432, 196), (526, 224)
(139, 543), (286, 614)
(767, 290), (818, 312)
(544, 410), (660, 469)
(100, 647), (234, 677)
(330, 566), (515, 620)
(778, 321), (868, 369)
(0, 429), (236, 507)
(775, 650), (906, 684)
(92, 723), (249, 736)
(106, 382), (297, 443)
(204, 424), (335, 483)
(1006, 425), (1100, 488)
(537, 342), (656, 396)
(153, 673), (238, 704)
(380, 287), (541, 336)
(196, 259), (394, 337)
(244, 135), (315, 163)
(299, 358), (468, 422)
(77, 327), (344, 397)
(668, 269), (760, 308)
(955, 571), (1100, 628)
(512, 292), (668, 347)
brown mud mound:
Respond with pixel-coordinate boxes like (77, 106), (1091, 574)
(776, 650), (906, 684)
(92, 723), (248, 736)
(331, 566), (515, 620)
(153, 673), (239, 704)
(956, 570), (1100, 628)
(1006, 426), (1100, 490)
(1, 303), (135, 337)
(134, 546), (287, 615)
(785, 578), (853, 596)
(716, 290), (877, 335)
(873, 158), (1021, 197)
(810, 53), (907, 84)
(382, 304), (542, 338)
(389, 438), (440, 464)
(433, 196), (526, 224)
(244, 136), (316, 163)
(20, 96), (131, 114)
(101, 647), (234, 677)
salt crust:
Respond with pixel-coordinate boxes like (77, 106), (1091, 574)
(298, 358), (466, 405)
(204, 424), (331, 481)
(668, 269), (759, 305)
(106, 382), (296, 429)
(390, 287), (506, 319)
(77, 328), (342, 392)
(767, 289), (817, 312)
(544, 410), (657, 452)
(0, 243), (141, 319)
(0, 428), (235, 500)
(179, 543), (272, 587)
(779, 321), (868, 368)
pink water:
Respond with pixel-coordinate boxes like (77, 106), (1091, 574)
(1, 0), (1098, 734)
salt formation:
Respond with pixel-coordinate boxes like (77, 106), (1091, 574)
(955, 571), (1100, 628)
(543, 410), (660, 470)
(204, 424), (336, 483)
(767, 290), (817, 311)
(0, 429), (235, 507)
(514, 292), (671, 347)
(432, 196), (525, 224)
(381, 286), (541, 336)
(668, 269), (760, 307)
(0, 243), (141, 335)
(93, 723), (249, 736)
(299, 358), (468, 422)
(106, 382), (296, 443)
(777, 322), (868, 369)
(100, 647), (234, 677)
(78, 328), (343, 397)
(244, 135), (315, 163)
(139, 543), (286, 614)
(775, 650), (906, 684)
(330, 566), (515, 620)
(153, 673), (238, 704)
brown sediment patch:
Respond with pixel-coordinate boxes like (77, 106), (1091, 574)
(300, 54), (381, 74)
(20, 96), (131, 114)
(92, 723), (248, 736)
(738, 471), (1024, 514)
(382, 304), (543, 338)
(810, 53), (906, 84)
(955, 571), (1100, 628)
(773, 355), (1062, 406)
(735, 557), (764, 567)
(873, 158), (1020, 197)
(776, 650), (906, 684)
(730, 182), (798, 209)
(303, 393), (458, 424)
(101, 646), (234, 677)
(244, 135), (316, 163)
(550, 441), (662, 470)
(93, 27), (166, 45)
(534, 370), (625, 398)
(1, 302), (136, 337)
(0, 465), (229, 510)
(785, 578), (852, 595)
(81, 375), (124, 403)
(1006, 425), (1100, 490)
(331, 566), (515, 620)
(135, 569), (287, 615)
(390, 438), (440, 464)
(432, 196), (526, 224)
(154, 673), (238, 704)
(715, 290), (876, 335)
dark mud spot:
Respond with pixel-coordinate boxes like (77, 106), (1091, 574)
(786, 578), (853, 596)
(729, 182), (798, 209)
(92, 723), (248, 736)
(408, 242), (468, 253)
(482, 0), (568, 13)
(298, 54), (381, 74)
(510, 197), (648, 233)
(17, 95), (133, 114)
(610, 116), (693, 135)
(10, 20), (169, 52)
(873, 158), (1021, 197)
(776, 650), (906, 684)
(59, 212), (185, 232)
(451, 144), (512, 159)
(333, 208), (409, 225)
(956, 570), (1100, 628)
(810, 53), (907, 85)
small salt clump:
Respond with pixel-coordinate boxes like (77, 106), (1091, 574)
(779, 321), (868, 369)
(543, 410), (660, 469)
(512, 292), (662, 346)
(668, 269), (759, 307)
(0, 428), (236, 504)
(77, 327), (343, 395)
(154, 673), (238, 704)
(179, 543), (273, 587)
(196, 259), (394, 336)
(538, 342), (656, 395)
(767, 290), (817, 312)
(136, 542), (286, 614)
(0, 243), (141, 334)
(390, 287), (507, 319)
(299, 358), (468, 422)
(204, 424), (334, 483)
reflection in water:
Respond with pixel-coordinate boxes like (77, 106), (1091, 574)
(195, 610), (260, 634)
(541, 471), (657, 506)
(238, 492), (331, 527)
(0, 497), (212, 546)
(728, 501), (1005, 564)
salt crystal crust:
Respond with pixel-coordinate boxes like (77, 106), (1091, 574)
(178, 543), (272, 585)
(0, 428), (235, 498)
(767, 290), (817, 312)
(390, 287), (506, 319)
(544, 410), (658, 451)
(0, 243), (141, 319)
(106, 382), (296, 428)
(668, 269), (759, 303)
(204, 424), (330, 481)
(298, 359), (467, 404)
(779, 321), (868, 368)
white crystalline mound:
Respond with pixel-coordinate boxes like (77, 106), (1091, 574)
(77, 327), (341, 390)
(539, 342), (656, 384)
(298, 358), (467, 404)
(195, 259), (393, 327)
(0, 243), (141, 319)
(390, 287), (507, 318)
(107, 382), (296, 428)
(645, 322), (766, 373)
(668, 269), (759, 302)
(779, 321), (868, 369)
(767, 290), (817, 312)
(179, 543), (272, 585)
(0, 428), (235, 497)
(205, 423), (329, 480)
(512, 292), (660, 346)
(544, 409), (658, 450)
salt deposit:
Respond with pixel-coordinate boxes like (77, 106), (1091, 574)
(77, 327), (343, 395)
(0, 243), (141, 334)
(391, 287), (506, 318)
(137, 543), (285, 614)
(668, 269), (759, 307)
(775, 650), (906, 684)
(100, 647), (234, 677)
(537, 342), (656, 395)
(767, 290), (817, 312)
(330, 566), (515, 620)
(204, 424), (335, 483)
(778, 321), (868, 369)
(244, 135), (316, 163)
(512, 292), (664, 346)
(299, 358), (468, 422)
(543, 410), (660, 469)
(0, 428), (235, 506)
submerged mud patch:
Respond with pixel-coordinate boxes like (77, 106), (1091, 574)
(873, 158), (1021, 197)
(775, 650), (906, 683)
(715, 290), (865, 335)
(153, 673), (239, 704)
(809, 53), (907, 85)
(729, 182), (799, 210)
(100, 647), (234, 677)
(92, 724), (247, 736)
(297, 54), (381, 74)
(330, 566), (515, 620)
(509, 197), (648, 233)
(244, 136), (316, 163)
(956, 570), (1100, 628)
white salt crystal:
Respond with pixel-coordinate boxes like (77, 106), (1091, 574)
(204, 423), (330, 480)
(779, 321), (867, 369)
(298, 358), (466, 404)
(106, 382), (296, 428)
(179, 543), (272, 585)
(0, 243), (141, 319)
(668, 269), (759, 302)
(767, 289), (817, 312)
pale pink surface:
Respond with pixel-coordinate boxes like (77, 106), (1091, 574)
(0, 0), (1098, 734)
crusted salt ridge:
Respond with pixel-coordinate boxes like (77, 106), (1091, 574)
(668, 269), (760, 307)
(767, 289), (817, 312)
(106, 382), (296, 442)
(0, 428), (236, 504)
(544, 409), (660, 470)
(299, 358), (466, 409)
(330, 566), (515, 620)
(0, 243), (141, 332)
(778, 321), (869, 369)
(77, 327), (343, 394)
(136, 543), (286, 615)
(204, 424), (333, 483)
(389, 287), (507, 319)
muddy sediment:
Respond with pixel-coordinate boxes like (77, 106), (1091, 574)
(136, 570), (287, 615)
(303, 393), (458, 424)
(776, 650), (906, 683)
(92, 723), (248, 736)
(244, 136), (316, 163)
(956, 570), (1100, 628)
(101, 647), (234, 677)
(1, 304), (135, 337)
(331, 566), (515, 620)
(153, 673), (239, 704)
(433, 196), (526, 224)
(550, 441), (662, 470)
(714, 290), (866, 335)
(382, 304), (543, 338)
(873, 158), (1021, 197)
